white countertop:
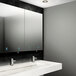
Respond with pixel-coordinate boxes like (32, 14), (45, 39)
(0, 60), (62, 76)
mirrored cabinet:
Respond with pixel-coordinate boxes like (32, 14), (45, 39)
(24, 9), (42, 51)
(4, 3), (25, 52)
(0, 2), (43, 53)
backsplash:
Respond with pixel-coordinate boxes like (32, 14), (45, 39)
(0, 51), (43, 66)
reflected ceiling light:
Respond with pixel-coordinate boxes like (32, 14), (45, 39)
(42, 0), (48, 3)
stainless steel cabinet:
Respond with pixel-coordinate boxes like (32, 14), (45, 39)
(24, 9), (42, 51)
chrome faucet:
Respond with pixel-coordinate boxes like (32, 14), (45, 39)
(10, 58), (16, 66)
(32, 56), (37, 62)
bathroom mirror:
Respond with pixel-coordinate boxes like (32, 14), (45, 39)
(0, 2), (43, 52)
(24, 9), (43, 51)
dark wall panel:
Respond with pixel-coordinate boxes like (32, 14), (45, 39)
(0, 51), (43, 66)
(0, 0), (43, 13)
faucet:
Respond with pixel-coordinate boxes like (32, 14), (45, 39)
(10, 58), (16, 66)
(32, 56), (37, 62)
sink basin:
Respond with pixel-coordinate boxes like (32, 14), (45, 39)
(0, 60), (62, 76)
(0, 62), (36, 72)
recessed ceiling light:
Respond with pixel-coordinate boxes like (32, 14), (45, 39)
(42, 0), (48, 3)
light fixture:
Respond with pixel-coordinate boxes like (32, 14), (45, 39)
(42, 0), (48, 3)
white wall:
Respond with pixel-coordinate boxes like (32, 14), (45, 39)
(44, 1), (76, 76)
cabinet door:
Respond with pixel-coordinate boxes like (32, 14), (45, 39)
(25, 9), (42, 51)
(4, 4), (25, 52)
(0, 17), (3, 53)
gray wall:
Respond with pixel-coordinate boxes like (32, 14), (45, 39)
(44, 1), (76, 76)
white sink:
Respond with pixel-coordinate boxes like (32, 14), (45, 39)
(0, 62), (36, 72)
(0, 60), (62, 76)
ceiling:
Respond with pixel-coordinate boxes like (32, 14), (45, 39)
(20, 0), (75, 8)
